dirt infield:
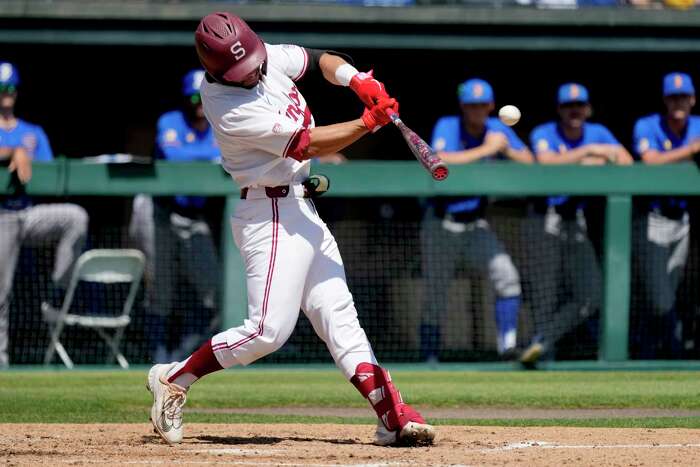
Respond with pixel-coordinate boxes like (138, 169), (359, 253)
(2, 424), (700, 466)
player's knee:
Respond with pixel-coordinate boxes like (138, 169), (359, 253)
(254, 321), (296, 356)
(64, 204), (89, 234)
(489, 253), (521, 297)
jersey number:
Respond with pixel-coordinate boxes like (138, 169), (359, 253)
(230, 41), (246, 61)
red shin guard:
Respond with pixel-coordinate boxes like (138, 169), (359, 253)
(350, 363), (425, 431)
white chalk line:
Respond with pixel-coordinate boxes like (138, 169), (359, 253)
(482, 440), (700, 453)
(50, 441), (700, 466)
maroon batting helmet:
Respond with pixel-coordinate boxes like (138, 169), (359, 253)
(194, 12), (267, 85)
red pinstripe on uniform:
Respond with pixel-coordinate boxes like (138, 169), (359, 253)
(212, 198), (279, 353)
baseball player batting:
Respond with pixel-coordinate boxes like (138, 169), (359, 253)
(146, 12), (436, 447)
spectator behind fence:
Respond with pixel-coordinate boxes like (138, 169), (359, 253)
(631, 72), (698, 358)
(0, 62), (88, 368)
(520, 83), (632, 367)
(141, 69), (222, 364)
(420, 78), (533, 362)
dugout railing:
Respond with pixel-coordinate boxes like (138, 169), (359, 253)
(3, 159), (700, 368)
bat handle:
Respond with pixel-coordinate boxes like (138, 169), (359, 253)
(386, 108), (401, 125)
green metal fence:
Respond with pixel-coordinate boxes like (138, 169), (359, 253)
(3, 159), (700, 364)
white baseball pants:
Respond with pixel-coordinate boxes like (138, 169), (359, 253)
(211, 193), (377, 379)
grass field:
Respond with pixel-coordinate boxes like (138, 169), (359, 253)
(1, 369), (699, 428)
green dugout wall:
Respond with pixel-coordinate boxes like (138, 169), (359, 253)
(3, 160), (700, 363)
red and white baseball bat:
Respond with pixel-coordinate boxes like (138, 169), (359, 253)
(387, 110), (448, 181)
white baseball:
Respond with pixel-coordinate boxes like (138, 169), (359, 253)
(498, 105), (521, 126)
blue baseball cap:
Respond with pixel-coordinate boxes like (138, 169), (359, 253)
(0, 62), (19, 87)
(663, 72), (695, 96)
(182, 69), (205, 96)
(558, 83), (589, 105)
(458, 79), (494, 104)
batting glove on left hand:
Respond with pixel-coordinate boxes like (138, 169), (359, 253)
(362, 98), (399, 133)
(350, 70), (392, 108)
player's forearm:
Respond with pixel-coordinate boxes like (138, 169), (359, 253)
(537, 147), (589, 165)
(319, 53), (352, 86)
(304, 120), (368, 159)
(641, 147), (694, 165)
(439, 145), (496, 164)
(505, 148), (534, 164)
(616, 146), (635, 165)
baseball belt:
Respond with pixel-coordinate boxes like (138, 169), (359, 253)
(240, 175), (330, 200)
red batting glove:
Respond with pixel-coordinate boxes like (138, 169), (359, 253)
(361, 98), (399, 133)
(349, 70), (391, 108)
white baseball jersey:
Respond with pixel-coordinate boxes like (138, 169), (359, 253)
(201, 43), (314, 188)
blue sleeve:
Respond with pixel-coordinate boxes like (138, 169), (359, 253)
(0, 131), (19, 149)
(31, 126), (54, 161)
(431, 117), (460, 152)
(530, 126), (553, 156)
(593, 124), (620, 145)
(156, 117), (219, 162)
(492, 122), (526, 151)
(633, 119), (659, 157)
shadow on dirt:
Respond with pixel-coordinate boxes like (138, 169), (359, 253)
(193, 435), (365, 446)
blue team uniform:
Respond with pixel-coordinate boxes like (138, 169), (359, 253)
(0, 119), (53, 161)
(0, 120), (53, 210)
(431, 116), (526, 217)
(423, 113), (523, 358)
(155, 110), (220, 210)
(633, 114), (700, 213)
(530, 121), (620, 207)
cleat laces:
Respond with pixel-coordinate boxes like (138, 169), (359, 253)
(159, 376), (187, 430)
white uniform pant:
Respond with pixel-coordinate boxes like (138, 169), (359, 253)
(211, 196), (377, 379)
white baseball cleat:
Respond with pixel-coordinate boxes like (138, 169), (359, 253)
(146, 362), (187, 444)
(374, 419), (436, 447)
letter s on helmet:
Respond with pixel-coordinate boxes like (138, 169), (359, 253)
(194, 12), (267, 84)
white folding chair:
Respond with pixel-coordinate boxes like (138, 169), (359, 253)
(41, 249), (145, 369)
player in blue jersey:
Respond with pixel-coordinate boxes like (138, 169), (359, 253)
(140, 70), (222, 363)
(0, 62), (88, 367)
(631, 72), (699, 358)
(420, 78), (533, 361)
(520, 83), (632, 366)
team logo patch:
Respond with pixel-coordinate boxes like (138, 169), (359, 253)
(638, 138), (650, 153)
(186, 132), (195, 143)
(272, 123), (283, 134)
(537, 139), (549, 152)
(569, 85), (580, 99)
(674, 74), (683, 89)
(0, 63), (13, 83)
(165, 129), (177, 143)
(434, 137), (446, 151)
(473, 84), (484, 98)
(664, 139), (672, 150)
